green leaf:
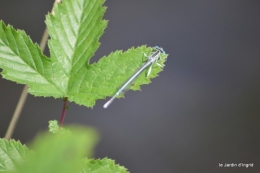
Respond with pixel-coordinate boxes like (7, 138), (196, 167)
(81, 158), (129, 173)
(0, 21), (63, 97)
(48, 120), (71, 135)
(0, 0), (168, 107)
(15, 126), (99, 173)
(69, 46), (167, 107)
(48, 120), (60, 133)
(0, 139), (32, 172)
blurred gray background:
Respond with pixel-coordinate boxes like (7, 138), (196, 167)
(0, 0), (260, 172)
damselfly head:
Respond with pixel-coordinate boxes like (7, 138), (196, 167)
(154, 46), (165, 54)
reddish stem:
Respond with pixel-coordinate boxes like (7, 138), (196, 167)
(59, 97), (68, 128)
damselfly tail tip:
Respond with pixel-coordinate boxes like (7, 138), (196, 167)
(103, 100), (112, 108)
(103, 103), (109, 109)
(103, 94), (118, 108)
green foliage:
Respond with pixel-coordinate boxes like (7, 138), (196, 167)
(81, 158), (128, 173)
(48, 120), (71, 135)
(0, 0), (168, 172)
(0, 21), (58, 96)
(0, 122), (128, 173)
(48, 119), (60, 133)
(15, 125), (99, 173)
(0, 0), (168, 171)
(0, 139), (32, 172)
(0, 0), (167, 107)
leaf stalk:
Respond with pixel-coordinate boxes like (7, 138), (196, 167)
(59, 97), (68, 128)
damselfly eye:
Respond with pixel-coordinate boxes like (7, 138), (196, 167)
(160, 48), (165, 54)
(154, 46), (165, 54)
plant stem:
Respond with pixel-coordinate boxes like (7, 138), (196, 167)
(4, 0), (61, 140)
(59, 97), (68, 128)
(4, 86), (29, 139)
